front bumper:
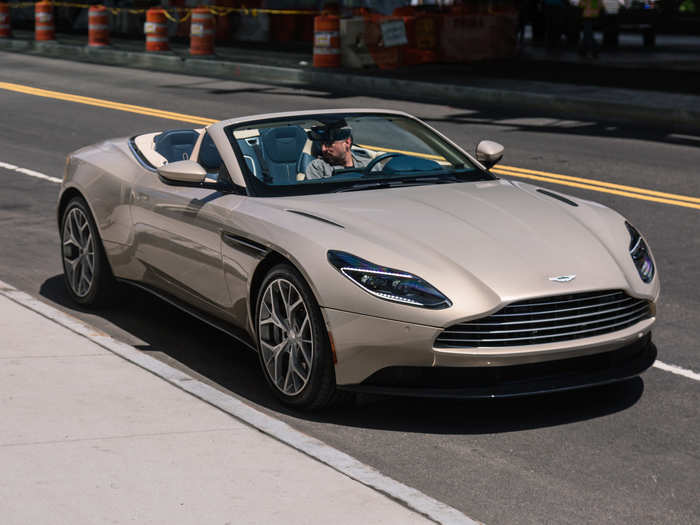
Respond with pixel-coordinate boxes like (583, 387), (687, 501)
(323, 307), (656, 395)
(343, 334), (656, 398)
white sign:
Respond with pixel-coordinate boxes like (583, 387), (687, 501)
(380, 20), (407, 47)
(144, 21), (155, 33)
(191, 23), (204, 37)
(314, 30), (338, 48)
(602, 0), (620, 13)
(315, 32), (330, 47)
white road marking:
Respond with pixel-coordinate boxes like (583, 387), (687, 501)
(0, 161), (62, 184)
(0, 161), (18, 170)
(0, 279), (479, 525)
(654, 360), (700, 382)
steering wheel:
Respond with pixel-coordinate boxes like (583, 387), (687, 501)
(362, 152), (402, 177)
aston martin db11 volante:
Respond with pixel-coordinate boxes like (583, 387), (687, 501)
(58, 109), (659, 409)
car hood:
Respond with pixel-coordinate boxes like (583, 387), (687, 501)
(267, 179), (635, 307)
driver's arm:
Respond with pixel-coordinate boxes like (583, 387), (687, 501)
(305, 158), (333, 179)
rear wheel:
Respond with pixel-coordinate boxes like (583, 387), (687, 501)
(60, 197), (118, 306)
(255, 264), (337, 410)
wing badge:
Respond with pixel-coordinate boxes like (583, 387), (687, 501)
(549, 275), (576, 283)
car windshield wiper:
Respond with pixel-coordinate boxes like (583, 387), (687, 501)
(334, 175), (458, 193)
(334, 182), (390, 193)
(410, 174), (458, 183)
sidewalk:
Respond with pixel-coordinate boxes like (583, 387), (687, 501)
(0, 289), (442, 524)
(1, 30), (699, 132)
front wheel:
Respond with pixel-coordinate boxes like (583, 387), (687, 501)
(255, 264), (337, 410)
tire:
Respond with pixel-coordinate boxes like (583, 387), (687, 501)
(255, 263), (338, 410)
(60, 196), (118, 307)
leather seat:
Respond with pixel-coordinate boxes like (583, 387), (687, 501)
(197, 133), (222, 172)
(237, 138), (263, 180)
(154, 129), (199, 163)
(259, 126), (307, 184)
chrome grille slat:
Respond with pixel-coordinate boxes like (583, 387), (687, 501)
(492, 296), (635, 317)
(442, 304), (649, 336)
(450, 302), (649, 330)
(439, 312), (649, 344)
(436, 290), (652, 348)
(503, 290), (622, 308)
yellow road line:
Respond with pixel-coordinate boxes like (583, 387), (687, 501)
(499, 163), (700, 205)
(1, 81), (698, 210)
(493, 168), (700, 210)
(0, 81), (217, 126)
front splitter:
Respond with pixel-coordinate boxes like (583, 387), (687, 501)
(339, 335), (656, 399)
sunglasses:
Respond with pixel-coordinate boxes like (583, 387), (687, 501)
(317, 138), (344, 147)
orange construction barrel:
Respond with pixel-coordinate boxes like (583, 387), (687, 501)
(190, 7), (214, 56)
(35, 1), (54, 41)
(88, 6), (109, 47)
(0, 3), (10, 38)
(313, 15), (340, 68)
(144, 8), (169, 52)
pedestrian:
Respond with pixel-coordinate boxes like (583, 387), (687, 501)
(543, 0), (565, 48)
(579, 0), (602, 57)
(515, 0), (528, 51)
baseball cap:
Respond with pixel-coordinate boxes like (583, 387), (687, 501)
(308, 120), (352, 144)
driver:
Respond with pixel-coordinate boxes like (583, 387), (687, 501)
(304, 121), (372, 179)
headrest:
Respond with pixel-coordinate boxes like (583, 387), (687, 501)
(154, 129), (199, 147)
(261, 126), (307, 163)
(154, 129), (200, 163)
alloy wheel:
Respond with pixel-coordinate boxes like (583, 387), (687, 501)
(258, 278), (314, 396)
(62, 206), (96, 298)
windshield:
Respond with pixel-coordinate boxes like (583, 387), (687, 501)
(225, 113), (494, 196)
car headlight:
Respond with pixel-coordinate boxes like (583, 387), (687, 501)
(625, 222), (654, 283)
(327, 250), (451, 309)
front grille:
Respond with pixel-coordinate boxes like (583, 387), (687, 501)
(436, 290), (652, 348)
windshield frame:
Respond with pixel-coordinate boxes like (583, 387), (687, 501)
(221, 111), (496, 197)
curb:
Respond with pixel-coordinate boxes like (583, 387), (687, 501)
(1, 38), (699, 132)
(0, 279), (481, 525)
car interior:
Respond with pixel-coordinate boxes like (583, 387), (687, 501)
(134, 124), (450, 186)
(235, 126), (313, 185)
(133, 129), (204, 168)
(153, 129), (200, 163)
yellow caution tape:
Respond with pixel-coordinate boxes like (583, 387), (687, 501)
(7, 2), (318, 16)
(161, 9), (191, 23)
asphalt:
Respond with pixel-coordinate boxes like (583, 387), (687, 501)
(0, 50), (699, 525)
(1, 28), (699, 132)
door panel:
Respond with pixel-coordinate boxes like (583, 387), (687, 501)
(131, 177), (242, 311)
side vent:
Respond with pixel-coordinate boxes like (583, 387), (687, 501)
(286, 209), (344, 228)
(221, 233), (269, 258)
(537, 188), (578, 207)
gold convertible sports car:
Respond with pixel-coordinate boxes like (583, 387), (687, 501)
(58, 109), (659, 409)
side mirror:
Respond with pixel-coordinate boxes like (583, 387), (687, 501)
(157, 160), (207, 184)
(476, 140), (504, 169)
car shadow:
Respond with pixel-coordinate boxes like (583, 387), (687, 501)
(40, 275), (645, 435)
(299, 378), (644, 435)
